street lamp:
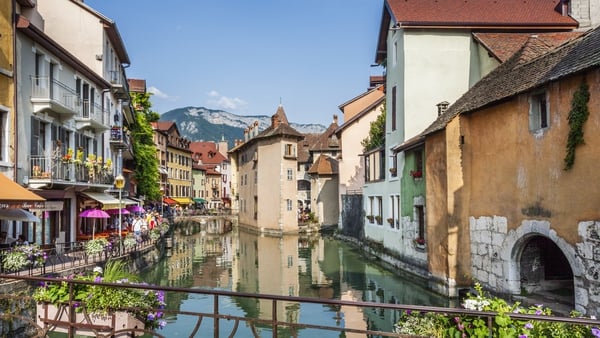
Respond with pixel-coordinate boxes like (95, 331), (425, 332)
(114, 174), (125, 253)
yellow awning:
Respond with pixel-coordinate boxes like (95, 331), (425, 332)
(172, 197), (193, 205)
(81, 192), (122, 210)
(0, 173), (45, 208)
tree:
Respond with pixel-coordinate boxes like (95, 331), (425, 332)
(131, 92), (160, 122)
(129, 92), (160, 201)
(361, 104), (386, 151)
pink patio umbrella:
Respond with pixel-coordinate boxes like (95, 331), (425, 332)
(79, 209), (110, 239)
(106, 208), (130, 215)
(126, 205), (144, 213)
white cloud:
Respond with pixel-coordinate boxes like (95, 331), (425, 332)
(148, 86), (170, 99)
(206, 90), (248, 111)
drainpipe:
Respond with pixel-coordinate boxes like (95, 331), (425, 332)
(101, 88), (110, 164)
(11, 0), (18, 181)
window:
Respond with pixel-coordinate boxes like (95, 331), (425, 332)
(377, 196), (383, 225)
(287, 168), (293, 180)
(284, 144), (296, 158)
(391, 86), (397, 131)
(286, 199), (293, 211)
(416, 205), (425, 241)
(390, 153), (397, 177)
(529, 91), (549, 131)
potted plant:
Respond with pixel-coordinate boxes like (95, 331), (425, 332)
(85, 238), (110, 256)
(387, 218), (394, 225)
(62, 148), (74, 163)
(375, 216), (383, 224)
(366, 215), (375, 223)
(33, 260), (167, 334)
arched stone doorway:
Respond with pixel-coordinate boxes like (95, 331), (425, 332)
(517, 235), (574, 310)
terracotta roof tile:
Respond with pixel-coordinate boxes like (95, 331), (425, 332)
(307, 155), (338, 175)
(474, 32), (583, 62)
(386, 0), (578, 27)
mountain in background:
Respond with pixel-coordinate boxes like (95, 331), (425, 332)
(159, 107), (327, 146)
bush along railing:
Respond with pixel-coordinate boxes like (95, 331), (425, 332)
(395, 283), (600, 337)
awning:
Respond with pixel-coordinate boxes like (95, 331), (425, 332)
(0, 208), (40, 222)
(122, 198), (138, 206)
(81, 192), (123, 210)
(193, 198), (206, 203)
(158, 167), (168, 175)
(163, 197), (177, 205)
(0, 173), (45, 209)
(172, 197), (193, 205)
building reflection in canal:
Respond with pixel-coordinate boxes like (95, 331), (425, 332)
(140, 218), (449, 336)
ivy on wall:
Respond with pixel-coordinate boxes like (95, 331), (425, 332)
(564, 81), (590, 170)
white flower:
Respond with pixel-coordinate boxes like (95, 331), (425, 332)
(463, 298), (490, 311)
(93, 266), (103, 274)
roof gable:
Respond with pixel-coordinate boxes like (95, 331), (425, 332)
(424, 26), (600, 136)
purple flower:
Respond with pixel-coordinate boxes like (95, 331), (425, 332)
(147, 313), (155, 321)
(454, 316), (460, 323)
(73, 302), (80, 308)
(524, 322), (533, 330)
(158, 320), (166, 329)
(519, 335), (528, 338)
(457, 323), (464, 331)
(592, 327), (600, 337)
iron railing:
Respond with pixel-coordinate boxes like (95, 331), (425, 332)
(28, 155), (114, 185)
(0, 274), (598, 338)
(0, 236), (156, 276)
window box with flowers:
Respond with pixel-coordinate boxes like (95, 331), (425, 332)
(34, 260), (167, 336)
(387, 218), (394, 226)
(366, 215), (375, 223)
(375, 216), (383, 225)
(413, 238), (426, 250)
(409, 170), (423, 179)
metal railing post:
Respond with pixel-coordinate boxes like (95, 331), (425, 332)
(214, 294), (219, 338)
(272, 299), (278, 338)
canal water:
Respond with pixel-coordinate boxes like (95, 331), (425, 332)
(139, 218), (449, 337)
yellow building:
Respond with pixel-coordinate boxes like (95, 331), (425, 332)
(423, 29), (600, 315)
(153, 122), (193, 207)
(229, 106), (303, 234)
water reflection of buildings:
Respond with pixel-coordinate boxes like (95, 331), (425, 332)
(162, 220), (447, 335)
(166, 218), (233, 287)
(232, 228), (300, 324)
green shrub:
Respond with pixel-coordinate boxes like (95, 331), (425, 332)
(395, 283), (598, 337)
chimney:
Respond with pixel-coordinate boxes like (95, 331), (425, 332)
(333, 114), (338, 125)
(244, 128), (249, 142)
(561, 0), (570, 16)
(437, 101), (449, 116)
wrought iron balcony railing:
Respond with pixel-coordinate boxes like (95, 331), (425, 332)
(28, 155), (114, 186)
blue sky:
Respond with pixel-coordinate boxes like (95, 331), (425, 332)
(84, 0), (384, 126)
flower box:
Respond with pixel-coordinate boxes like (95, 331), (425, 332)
(36, 303), (145, 337)
(409, 170), (423, 179)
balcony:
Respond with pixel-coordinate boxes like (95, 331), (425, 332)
(28, 156), (114, 187)
(30, 77), (78, 117)
(74, 100), (109, 132)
